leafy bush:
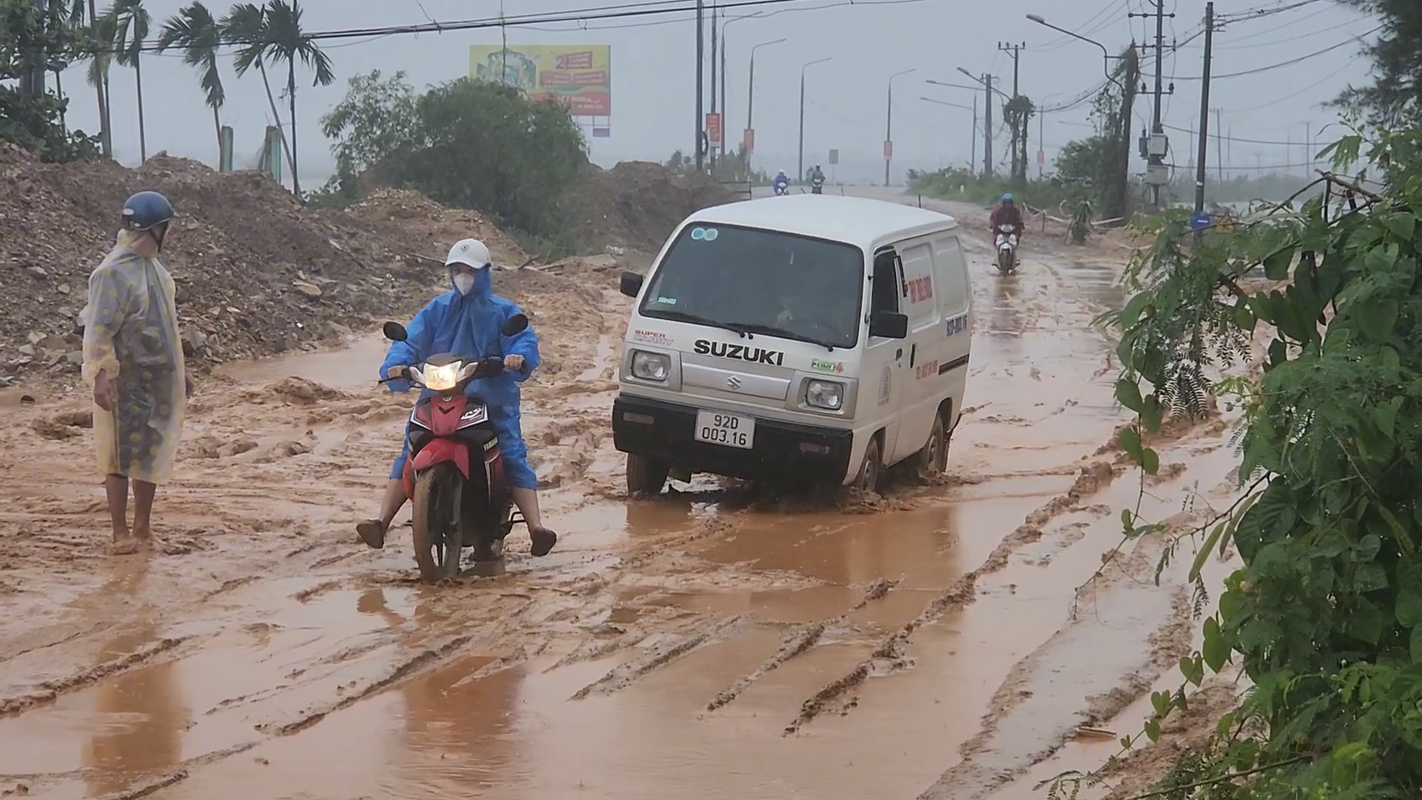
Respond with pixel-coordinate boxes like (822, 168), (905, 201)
(319, 69), (587, 247)
(906, 167), (1077, 210)
(1055, 117), (1422, 798)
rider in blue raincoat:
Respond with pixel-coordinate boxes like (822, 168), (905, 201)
(356, 238), (558, 557)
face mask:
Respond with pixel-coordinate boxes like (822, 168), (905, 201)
(453, 273), (475, 295)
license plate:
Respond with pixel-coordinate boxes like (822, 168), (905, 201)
(694, 410), (755, 449)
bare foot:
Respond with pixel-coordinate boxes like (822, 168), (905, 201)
(111, 533), (139, 555)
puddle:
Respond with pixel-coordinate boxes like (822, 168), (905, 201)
(217, 333), (389, 392)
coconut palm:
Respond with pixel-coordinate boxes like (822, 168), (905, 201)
(156, 2), (225, 157)
(220, 2), (290, 183)
(105, 0), (150, 162)
(84, 7), (116, 156)
(224, 0), (333, 199)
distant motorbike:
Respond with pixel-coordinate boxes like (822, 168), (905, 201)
(773, 177), (790, 196)
(810, 175), (825, 194)
(380, 313), (530, 582)
(995, 224), (1019, 274)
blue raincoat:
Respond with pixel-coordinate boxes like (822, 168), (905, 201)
(380, 267), (540, 488)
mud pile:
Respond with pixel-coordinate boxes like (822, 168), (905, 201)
(560, 161), (734, 254)
(344, 188), (530, 266)
(0, 150), (517, 378)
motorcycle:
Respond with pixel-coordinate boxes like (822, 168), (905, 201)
(773, 178), (790, 196)
(379, 313), (530, 582)
(810, 175), (825, 195)
(994, 223), (1019, 274)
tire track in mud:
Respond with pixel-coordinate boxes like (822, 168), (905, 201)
(784, 460), (1121, 735)
(706, 577), (899, 712)
(0, 636), (189, 717)
(570, 615), (749, 700)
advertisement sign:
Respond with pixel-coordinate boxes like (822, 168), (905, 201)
(883, 140), (893, 160)
(706, 113), (722, 147)
(828, 149), (839, 165)
(469, 44), (611, 116)
(1037, 149), (1045, 166)
(743, 128), (754, 153)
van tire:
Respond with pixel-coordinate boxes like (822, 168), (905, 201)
(852, 436), (884, 494)
(913, 412), (949, 481)
(627, 454), (670, 497)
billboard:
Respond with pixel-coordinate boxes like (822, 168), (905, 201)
(469, 44), (611, 117)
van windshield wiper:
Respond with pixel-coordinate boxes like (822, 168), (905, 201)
(723, 321), (838, 351)
(647, 308), (749, 338)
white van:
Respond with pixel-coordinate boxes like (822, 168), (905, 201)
(611, 194), (973, 496)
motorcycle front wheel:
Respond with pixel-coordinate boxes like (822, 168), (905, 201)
(411, 464), (462, 582)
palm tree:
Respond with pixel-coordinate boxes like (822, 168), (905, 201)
(221, 2), (291, 184)
(156, 2), (225, 158)
(106, 0), (151, 162)
(84, 8), (116, 157)
(224, 0), (332, 199)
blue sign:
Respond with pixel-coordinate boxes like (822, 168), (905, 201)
(1190, 211), (1212, 231)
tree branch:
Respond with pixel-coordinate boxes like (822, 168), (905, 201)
(1123, 756), (1308, 799)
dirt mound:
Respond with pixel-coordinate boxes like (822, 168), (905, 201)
(0, 152), (524, 380)
(344, 188), (530, 267)
(560, 161), (734, 254)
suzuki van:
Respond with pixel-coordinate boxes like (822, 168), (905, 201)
(611, 194), (973, 497)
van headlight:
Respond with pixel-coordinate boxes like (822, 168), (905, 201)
(806, 379), (843, 410)
(630, 350), (670, 381)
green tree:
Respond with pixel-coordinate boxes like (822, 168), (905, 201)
(220, 2), (290, 180)
(1335, 0), (1422, 126)
(0, 0), (101, 161)
(1054, 120), (1422, 797)
(102, 0), (150, 162)
(156, 1), (225, 157)
(318, 72), (587, 244)
(225, 0), (333, 199)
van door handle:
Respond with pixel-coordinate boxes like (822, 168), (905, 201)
(895, 348), (903, 360)
(910, 343), (917, 367)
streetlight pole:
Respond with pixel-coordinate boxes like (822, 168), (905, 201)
(719, 12), (763, 161)
(799, 56), (832, 183)
(885, 68), (916, 187)
(1024, 15), (1124, 92)
(952, 69), (1009, 178)
(746, 37), (786, 171)
(695, 0), (705, 171)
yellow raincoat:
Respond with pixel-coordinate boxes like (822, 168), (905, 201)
(81, 232), (186, 484)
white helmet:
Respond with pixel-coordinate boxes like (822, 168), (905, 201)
(446, 238), (491, 269)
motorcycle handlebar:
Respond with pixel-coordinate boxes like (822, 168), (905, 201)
(376, 356), (508, 387)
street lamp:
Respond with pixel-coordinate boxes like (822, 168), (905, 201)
(921, 96), (979, 175)
(955, 67), (1011, 100)
(798, 56), (832, 182)
(1025, 14), (1124, 91)
(745, 37), (786, 167)
(884, 68), (915, 186)
(719, 11), (767, 156)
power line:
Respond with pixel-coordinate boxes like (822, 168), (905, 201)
(1142, 26), (1379, 82)
(520, 0), (920, 32)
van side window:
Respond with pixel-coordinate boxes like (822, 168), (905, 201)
(932, 236), (969, 317)
(870, 249), (900, 314)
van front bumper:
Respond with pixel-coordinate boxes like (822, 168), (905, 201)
(612, 394), (854, 484)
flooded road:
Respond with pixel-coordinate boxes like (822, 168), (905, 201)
(0, 192), (1245, 799)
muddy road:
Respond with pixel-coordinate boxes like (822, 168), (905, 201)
(0, 191), (1244, 799)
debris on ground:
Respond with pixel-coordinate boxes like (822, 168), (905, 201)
(559, 161), (734, 254)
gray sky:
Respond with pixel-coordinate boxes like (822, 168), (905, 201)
(59, 0), (1377, 185)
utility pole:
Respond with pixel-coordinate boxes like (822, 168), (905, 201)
(983, 75), (994, 178)
(998, 42), (1024, 183)
(972, 94), (979, 178)
(695, 0), (705, 171)
(1130, 0), (1174, 208)
(1038, 105), (1044, 178)
(1193, 2), (1214, 217)
(709, 3), (717, 172)
(719, 18), (727, 160)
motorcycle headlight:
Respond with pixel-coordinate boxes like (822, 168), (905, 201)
(630, 350), (670, 381)
(806, 379), (843, 410)
(422, 361), (462, 391)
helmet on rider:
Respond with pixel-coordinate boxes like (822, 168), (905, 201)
(121, 190), (175, 249)
(446, 238), (491, 296)
(1002, 193), (1015, 205)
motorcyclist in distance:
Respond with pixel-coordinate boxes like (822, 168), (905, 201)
(773, 169), (790, 195)
(990, 193), (1025, 240)
(357, 238), (557, 558)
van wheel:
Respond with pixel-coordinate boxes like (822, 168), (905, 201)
(852, 437), (883, 494)
(914, 413), (949, 481)
(627, 454), (670, 497)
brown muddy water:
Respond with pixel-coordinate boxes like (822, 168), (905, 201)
(0, 196), (1247, 799)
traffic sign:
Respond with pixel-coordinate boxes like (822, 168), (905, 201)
(1190, 210), (1212, 231)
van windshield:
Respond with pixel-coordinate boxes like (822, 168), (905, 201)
(639, 223), (864, 349)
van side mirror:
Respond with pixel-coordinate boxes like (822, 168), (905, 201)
(619, 270), (644, 299)
(382, 321), (408, 341)
(869, 311), (908, 339)
(501, 313), (529, 336)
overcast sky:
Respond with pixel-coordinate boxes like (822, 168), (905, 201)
(56, 0), (1377, 185)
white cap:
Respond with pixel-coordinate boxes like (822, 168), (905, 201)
(446, 238), (491, 269)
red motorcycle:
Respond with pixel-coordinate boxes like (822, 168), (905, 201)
(380, 314), (529, 582)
